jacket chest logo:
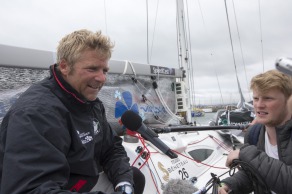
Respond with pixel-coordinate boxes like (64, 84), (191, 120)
(93, 119), (101, 135)
(76, 130), (93, 144)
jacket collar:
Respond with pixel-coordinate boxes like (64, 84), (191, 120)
(50, 64), (101, 105)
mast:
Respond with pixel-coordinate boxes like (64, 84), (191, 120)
(176, 0), (193, 123)
(223, 0), (246, 109)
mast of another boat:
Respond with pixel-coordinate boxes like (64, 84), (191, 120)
(176, 0), (193, 123)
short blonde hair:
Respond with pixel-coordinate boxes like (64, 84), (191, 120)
(57, 29), (114, 66)
(250, 69), (292, 99)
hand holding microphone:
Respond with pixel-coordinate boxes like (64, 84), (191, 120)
(121, 110), (178, 159)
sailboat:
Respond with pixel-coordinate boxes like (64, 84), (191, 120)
(208, 64), (255, 144)
(0, 1), (263, 194)
(0, 15), (239, 194)
(0, 42), (239, 194)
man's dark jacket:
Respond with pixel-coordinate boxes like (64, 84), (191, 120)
(0, 64), (133, 194)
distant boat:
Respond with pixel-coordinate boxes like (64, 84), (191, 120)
(201, 108), (213, 113)
(209, 103), (255, 145)
(192, 108), (205, 117)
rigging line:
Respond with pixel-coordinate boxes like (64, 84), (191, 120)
(123, 64), (173, 124)
(152, 75), (183, 123)
(172, 149), (228, 169)
(258, 0), (265, 72)
(184, 19), (194, 108)
(155, 89), (183, 122)
(132, 79), (169, 124)
(185, 0), (195, 108)
(103, 0), (108, 34)
(154, 87), (183, 121)
(130, 74), (180, 123)
(149, 0), (160, 63)
(144, 162), (161, 194)
(175, 2), (183, 70)
(197, 0), (224, 105)
(224, 0), (243, 104)
(146, 0), (150, 64)
(231, 0), (251, 101)
(177, 0), (194, 108)
(148, 157), (163, 194)
(211, 54), (224, 105)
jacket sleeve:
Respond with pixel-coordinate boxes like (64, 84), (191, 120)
(97, 105), (133, 188)
(101, 132), (133, 187)
(239, 144), (292, 194)
(0, 107), (110, 194)
(221, 167), (254, 194)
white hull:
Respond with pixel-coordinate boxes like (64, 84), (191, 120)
(123, 130), (233, 193)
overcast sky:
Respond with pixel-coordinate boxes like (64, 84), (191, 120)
(1, 0), (292, 105)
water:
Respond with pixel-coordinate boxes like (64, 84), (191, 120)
(194, 112), (216, 126)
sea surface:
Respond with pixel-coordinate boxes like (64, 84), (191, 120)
(194, 112), (216, 126)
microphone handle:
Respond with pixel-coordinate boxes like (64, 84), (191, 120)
(165, 149), (178, 159)
(136, 126), (178, 159)
(145, 136), (178, 159)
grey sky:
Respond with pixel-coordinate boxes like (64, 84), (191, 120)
(1, 0), (292, 105)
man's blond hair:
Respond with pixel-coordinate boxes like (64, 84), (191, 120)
(57, 29), (114, 66)
(250, 69), (292, 99)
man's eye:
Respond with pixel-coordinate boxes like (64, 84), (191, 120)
(88, 68), (97, 72)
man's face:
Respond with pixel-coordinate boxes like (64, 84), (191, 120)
(253, 88), (288, 127)
(60, 49), (109, 101)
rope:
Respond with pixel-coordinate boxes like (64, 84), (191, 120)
(258, 0), (265, 72)
(231, 0), (251, 101)
(224, 0), (245, 106)
(131, 77), (169, 124)
(123, 60), (136, 77)
(229, 159), (271, 194)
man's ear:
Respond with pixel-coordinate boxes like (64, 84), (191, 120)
(59, 59), (70, 76)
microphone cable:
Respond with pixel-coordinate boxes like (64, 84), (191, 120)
(195, 158), (272, 194)
(228, 159), (271, 194)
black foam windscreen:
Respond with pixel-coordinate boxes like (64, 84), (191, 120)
(121, 110), (142, 131)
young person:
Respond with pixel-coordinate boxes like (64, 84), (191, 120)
(219, 70), (292, 194)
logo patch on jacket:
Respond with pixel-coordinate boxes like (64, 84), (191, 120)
(93, 119), (101, 135)
(76, 130), (93, 144)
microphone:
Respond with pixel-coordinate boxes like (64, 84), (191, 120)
(162, 179), (198, 194)
(121, 110), (178, 159)
(275, 57), (292, 76)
